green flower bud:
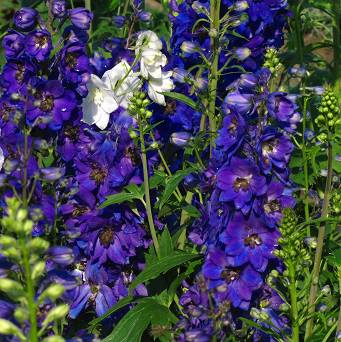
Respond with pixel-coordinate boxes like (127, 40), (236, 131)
(14, 307), (28, 324)
(29, 237), (50, 253)
(42, 304), (69, 328)
(43, 336), (65, 342)
(279, 303), (290, 312)
(0, 319), (25, 340)
(129, 130), (138, 139)
(39, 284), (65, 303)
(31, 261), (46, 280)
(150, 142), (159, 149)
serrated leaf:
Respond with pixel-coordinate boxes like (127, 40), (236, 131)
(163, 92), (198, 111)
(129, 252), (201, 294)
(159, 168), (195, 209)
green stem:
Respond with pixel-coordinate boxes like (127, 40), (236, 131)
(138, 117), (160, 258)
(302, 97), (310, 235)
(336, 269), (341, 341)
(85, 0), (93, 53)
(207, 0), (221, 155)
(293, 2), (304, 65)
(333, 0), (341, 93)
(20, 237), (38, 342)
(305, 135), (333, 340)
(288, 261), (299, 342)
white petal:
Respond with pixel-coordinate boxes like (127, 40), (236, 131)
(82, 100), (99, 125)
(148, 82), (166, 106)
(95, 111), (110, 130)
(102, 91), (119, 113)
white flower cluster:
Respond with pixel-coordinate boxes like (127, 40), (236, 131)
(82, 30), (174, 130)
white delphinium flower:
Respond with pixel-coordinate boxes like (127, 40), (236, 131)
(136, 30), (175, 106)
(0, 146), (4, 171)
(102, 60), (140, 109)
(148, 71), (175, 106)
(82, 74), (118, 130)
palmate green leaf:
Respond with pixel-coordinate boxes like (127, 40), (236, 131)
(159, 168), (196, 209)
(102, 298), (177, 342)
(239, 318), (284, 341)
(162, 92), (199, 111)
(129, 251), (201, 294)
(159, 226), (174, 258)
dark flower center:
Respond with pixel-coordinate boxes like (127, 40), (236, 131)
(228, 117), (238, 136)
(244, 233), (262, 248)
(39, 94), (54, 112)
(263, 199), (281, 214)
(262, 138), (279, 155)
(165, 100), (177, 114)
(221, 269), (239, 283)
(64, 125), (79, 142)
(35, 35), (49, 49)
(65, 52), (78, 69)
(0, 103), (13, 121)
(72, 205), (89, 218)
(90, 163), (108, 184)
(99, 227), (114, 248)
(126, 146), (141, 166)
(15, 62), (25, 83)
(233, 177), (250, 191)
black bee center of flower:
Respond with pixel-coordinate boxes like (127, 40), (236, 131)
(165, 100), (177, 114)
(244, 233), (262, 248)
(72, 205), (88, 218)
(264, 199), (281, 214)
(221, 270), (239, 283)
(233, 177), (250, 191)
(15, 62), (25, 83)
(228, 117), (238, 135)
(99, 227), (114, 247)
(35, 35), (49, 48)
(90, 164), (108, 184)
(64, 125), (79, 141)
(39, 94), (54, 112)
(65, 52), (78, 69)
(262, 138), (279, 154)
(126, 146), (141, 166)
(90, 284), (99, 295)
(0, 103), (13, 121)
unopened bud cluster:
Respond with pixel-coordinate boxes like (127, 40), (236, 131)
(128, 92), (152, 120)
(330, 189), (341, 214)
(274, 208), (311, 268)
(315, 87), (340, 132)
(263, 48), (282, 75)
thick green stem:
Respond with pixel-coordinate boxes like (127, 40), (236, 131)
(138, 117), (160, 258)
(305, 137), (333, 339)
(19, 237), (37, 342)
(207, 0), (221, 155)
(333, 0), (341, 93)
(336, 270), (341, 341)
(302, 97), (310, 235)
(288, 262), (299, 342)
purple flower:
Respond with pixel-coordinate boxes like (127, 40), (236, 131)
(112, 16), (126, 28)
(40, 167), (65, 181)
(48, 246), (74, 265)
(52, 0), (67, 18)
(223, 91), (255, 116)
(267, 92), (301, 132)
(69, 8), (93, 30)
(217, 157), (267, 214)
(14, 7), (38, 31)
(255, 182), (296, 228)
(202, 248), (263, 310)
(258, 128), (293, 174)
(27, 80), (76, 130)
(170, 131), (192, 147)
(219, 213), (279, 271)
(216, 112), (246, 155)
(2, 30), (25, 58)
(0, 59), (36, 94)
(25, 30), (52, 62)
